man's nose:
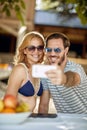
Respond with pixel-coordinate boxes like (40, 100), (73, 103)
(50, 50), (57, 54)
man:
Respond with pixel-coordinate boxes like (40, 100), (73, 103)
(38, 32), (87, 114)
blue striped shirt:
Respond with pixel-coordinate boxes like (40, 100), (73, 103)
(41, 60), (87, 113)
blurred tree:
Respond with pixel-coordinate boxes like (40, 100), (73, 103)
(66, 0), (87, 24)
(0, 0), (26, 25)
(1, 0), (87, 25)
(36, 0), (87, 25)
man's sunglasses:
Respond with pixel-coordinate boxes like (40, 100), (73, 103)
(45, 48), (62, 53)
(27, 45), (44, 52)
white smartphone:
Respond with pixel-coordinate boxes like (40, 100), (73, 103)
(32, 64), (56, 78)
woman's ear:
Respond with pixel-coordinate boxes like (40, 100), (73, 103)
(24, 48), (27, 55)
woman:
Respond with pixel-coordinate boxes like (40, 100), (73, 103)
(5, 31), (45, 112)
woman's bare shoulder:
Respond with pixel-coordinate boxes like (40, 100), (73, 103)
(11, 63), (27, 74)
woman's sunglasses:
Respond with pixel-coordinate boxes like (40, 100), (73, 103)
(45, 48), (62, 53)
(27, 45), (44, 52)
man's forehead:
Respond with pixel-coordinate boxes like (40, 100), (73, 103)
(47, 38), (63, 46)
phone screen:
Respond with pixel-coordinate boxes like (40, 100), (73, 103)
(32, 65), (56, 78)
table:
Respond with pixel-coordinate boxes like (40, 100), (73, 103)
(0, 113), (87, 130)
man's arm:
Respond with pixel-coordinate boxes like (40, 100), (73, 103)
(45, 51), (81, 87)
(38, 90), (50, 114)
(60, 53), (81, 87)
(64, 71), (81, 87)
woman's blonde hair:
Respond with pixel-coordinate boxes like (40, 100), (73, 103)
(14, 31), (45, 65)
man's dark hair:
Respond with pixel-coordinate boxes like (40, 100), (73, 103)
(45, 32), (70, 48)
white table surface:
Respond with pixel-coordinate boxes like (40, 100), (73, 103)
(0, 113), (87, 130)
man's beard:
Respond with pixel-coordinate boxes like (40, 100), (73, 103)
(47, 54), (65, 65)
(58, 54), (65, 65)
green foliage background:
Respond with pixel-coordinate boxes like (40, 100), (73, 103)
(0, 0), (26, 25)
(0, 0), (87, 25)
(36, 0), (87, 25)
(66, 0), (87, 24)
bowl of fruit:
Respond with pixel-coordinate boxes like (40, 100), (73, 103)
(0, 94), (31, 124)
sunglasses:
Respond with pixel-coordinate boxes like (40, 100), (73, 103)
(45, 48), (62, 53)
(27, 45), (44, 52)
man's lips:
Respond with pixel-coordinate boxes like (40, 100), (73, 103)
(48, 56), (59, 64)
(49, 56), (58, 60)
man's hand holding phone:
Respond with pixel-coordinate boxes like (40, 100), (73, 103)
(32, 65), (56, 78)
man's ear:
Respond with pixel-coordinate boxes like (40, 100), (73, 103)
(65, 47), (69, 55)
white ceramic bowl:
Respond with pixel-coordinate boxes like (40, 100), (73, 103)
(0, 112), (31, 124)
